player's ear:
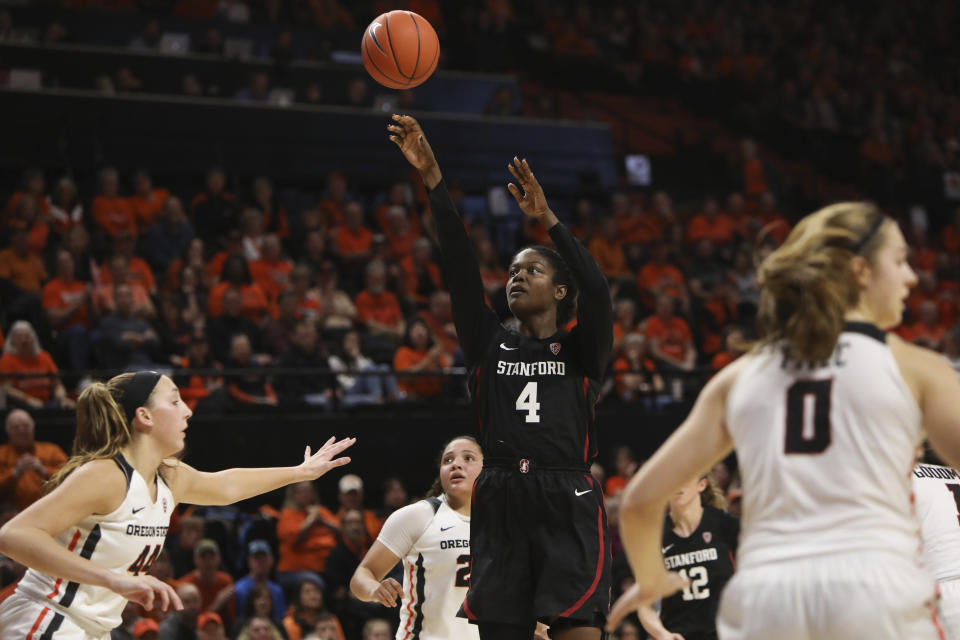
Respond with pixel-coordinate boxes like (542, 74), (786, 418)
(554, 283), (567, 302)
(132, 406), (153, 431)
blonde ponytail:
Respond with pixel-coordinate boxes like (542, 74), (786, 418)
(700, 474), (727, 510)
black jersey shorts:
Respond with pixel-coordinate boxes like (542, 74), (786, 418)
(461, 460), (611, 627)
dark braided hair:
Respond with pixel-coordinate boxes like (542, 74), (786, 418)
(517, 245), (579, 325)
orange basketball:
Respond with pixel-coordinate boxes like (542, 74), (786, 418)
(361, 10), (439, 90)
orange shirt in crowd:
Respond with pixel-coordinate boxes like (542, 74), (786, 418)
(129, 189), (170, 228)
(588, 236), (629, 279)
(5, 218), (50, 255)
(95, 281), (153, 314)
(354, 290), (403, 327)
(638, 263), (686, 299)
(0, 248), (47, 293)
(418, 311), (459, 356)
(400, 257), (442, 305)
(612, 356), (658, 398)
(605, 475), (629, 496)
(179, 570), (235, 627)
(686, 214), (736, 246)
(100, 257), (157, 293)
(250, 258), (294, 302)
(384, 228), (419, 261)
(394, 347), (451, 399)
(5, 191), (51, 219)
(207, 282), (270, 320)
(276, 506), (340, 573)
(0, 350), (60, 403)
(42, 278), (92, 329)
(742, 159), (768, 196)
(283, 610), (346, 640)
(333, 507), (384, 540)
(944, 227), (960, 254)
(92, 196), (137, 237)
(333, 225), (373, 257)
(644, 315), (692, 361)
(0, 441), (68, 510)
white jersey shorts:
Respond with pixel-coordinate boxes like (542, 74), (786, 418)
(717, 551), (945, 640)
(0, 591), (110, 640)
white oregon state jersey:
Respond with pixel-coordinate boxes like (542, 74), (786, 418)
(14, 455), (174, 633)
(726, 323), (923, 569)
(377, 495), (479, 640)
(913, 463), (960, 582)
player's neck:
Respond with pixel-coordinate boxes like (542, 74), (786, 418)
(669, 501), (704, 537)
(121, 440), (163, 491)
(518, 312), (559, 339)
(447, 492), (471, 516)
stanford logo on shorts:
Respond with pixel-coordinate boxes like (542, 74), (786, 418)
(519, 459), (530, 474)
(549, 343), (561, 356)
(703, 531), (712, 543)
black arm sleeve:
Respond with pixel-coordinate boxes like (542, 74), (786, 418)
(548, 222), (613, 380)
(428, 180), (500, 369)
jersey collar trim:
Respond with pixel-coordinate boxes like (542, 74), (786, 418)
(843, 321), (886, 343)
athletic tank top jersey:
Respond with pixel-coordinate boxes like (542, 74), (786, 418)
(725, 322), (923, 569)
(15, 455), (174, 633)
(660, 506), (738, 639)
(913, 463), (960, 582)
(377, 496), (479, 640)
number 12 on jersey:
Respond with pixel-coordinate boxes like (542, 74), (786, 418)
(516, 381), (541, 423)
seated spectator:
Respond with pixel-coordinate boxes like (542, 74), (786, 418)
(910, 300), (948, 350)
(237, 615), (285, 639)
(297, 229), (332, 276)
(588, 217), (631, 281)
(197, 611), (227, 640)
(236, 72), (271, 102)
(322, 508), (374, 633)
(727, 247), (759, 314)
(128, 18), (160, 51)
(637, 243), (688, 310)
(360, 618), (391, 640)
(264, 290), (302, 357)
(92, 167), (137, 238)
(63, 225), (94, 282)
(156, 293), (193, 361)
(208, 286), (265, 363)
(129, 169), (170, 229)
(0, 227), (47, 295)
(206, 230), (244, 286)
(328, 330), (398, 406)
(286, 266), (324, 322)
(42, 249), (96, 371)
(4, 168), (48, 224)
(164, 237), (210, 293)
(757, 192), (790, 244)
(685, 238), (727, 304)
(48, 176), (84, 236)
(612, 334), (667, 406)
(332, 202), (373, 287)
(145, 195), (195, 275)
(335, 475), (382, 540)
(100, 231), (157, 295)
(400, 237), (441, 309)
(312, 611), (348, 640)
(95, 283), (162, 369)
(282, 579), (345, 640)
(191, 167), (240, 245)
(354, 262), (405, 347)
(318, 172), (350, 229)
(241, 208), (267, 262)
(251, 176), (289, 239)
(208, 255), (269, 321)
(476, 237), (508, 300)
(686, 197), (735, 247)
(605, 446), (638, 497)
(225, 334), (277, 407)
(712, 326), (746, 372)
(170, 515), (206, 578)
(418, 290), (459, 357)
(0, 409), (67, 510)
(393, 318), (452, 399)
(95, 255), (155, 319)
(5, 193), (49, 255)
(276, 483), (340, 589)
(0, 321), (73, 409)
(276, 321), (337, 408)
(175, 333), (224, 411)
(315, 261), (357, 331)
(158, 583), (202, 639)
(612, 298), (643, 356)
(250, 235), (294, 304)
(382, 206), (419, 262)
(180, 538), (236, 631)
(234, 541), (286, 625)
(645, 294), (697, 372)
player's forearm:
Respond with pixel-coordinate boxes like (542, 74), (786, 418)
(192, 467), (311, 506)
(349, 566), (382, 602)
(620, 493), (670, 589)
(637, 604), (670, 638)
(0, 524), (114, 590)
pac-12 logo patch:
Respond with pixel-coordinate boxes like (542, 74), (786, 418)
(703, 531), (712, 543)
(549, 343), (561, 356)
(162, 498), (168, 514)
(519, 459), (530, 474)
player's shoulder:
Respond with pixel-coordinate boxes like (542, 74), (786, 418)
(384, 499), (438, 528)
(56, 458), (130, 513)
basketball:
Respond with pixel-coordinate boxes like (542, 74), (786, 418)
(361, 10), (439, 90)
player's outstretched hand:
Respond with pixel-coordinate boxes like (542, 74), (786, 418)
(369, 577), (403, 608)
(300, 436), (356, 480)
(507, 157), (550, 219)
(108, 574), (183, 612)
(388, 115), (439, 174)
(605, 571), (688, 631)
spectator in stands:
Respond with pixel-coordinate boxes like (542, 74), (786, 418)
(612, 334), (667, 406)
(354, 262), (404, 352)
(638, 242), (688, 312)
(910, 300), (948, 351)
(297, 229), (330, 277)
(92, 167), (136, 239)
(319, 172), (349, 228)
(0, 320), (72, 409)
(209, 255), (269, 321)
(146, 196), (195, 275)
(170, 515), (206, 578)
(282, 578), (345, 640)
(237, 615), (285, 640)
(158, 582), (202, 639)
(341, 77), (371, 109)
(276, 482), (340, 589)
(251, 177), (288, 239)
(251, 235), (293, 303)
(383, 206), (419, 262)
(128, 18), (160, 51)
(728, 247), (759, 314)
(182, 73), (204, 97)
(234, 540), (286, 625)
(375, 477), (409, 522)
(476, 237), (508, 301)
(418, 290), (459, 358)
(96, 254), (155, 319)
(315, 261), (357, 331)
(605, 446), (639, 497)
(102, 231), (157, 295)
(328, 330), (398, 406)
(611, 298), (642, 355)
(208, 286), (264, 363)
(323, 507), (376, 633)
(589, 217), (631, 284)
(263, 290), (301, 357)
(225, 333), (277, 407)
(176, 332), (224, 411)
(4, 168), (47, 221)
(712, 326), (746, 372)
(393, 318), (452, 400)
(0, 409), (67, 510)
(63, 225), (94, 282)
(6, 194), (49, 255)
(685, 238), (727, 309)
(191, 167), (240, 244)
(400, 237), (441, 309)
(312, 612), (347, 640)
(286, 265), (323, 322)
(335, 475), (382, 539)
(331, 201), (373, 292)
(0, 228), (47, 305)
(645, 294), (697, 372)
(240, 208), (267, 262)
(156, 293), (192, 361)
(196, 612), (226, 640)
(42, 249), (96, 371)
(234, 583), (280, 636)
(236, 72), (271, 102)
(687, 197), (735, 248)
(276, 320), (336, 408)
(94, 282), (162, 369)
(180, 538), (235, 631)
(361, 619), (391, 640)
(129, 169), (169, 229)
(48, 176), (83, 236)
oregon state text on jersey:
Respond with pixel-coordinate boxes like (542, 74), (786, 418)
(10, 456), (174, 634)
(913, 463), (960, 582)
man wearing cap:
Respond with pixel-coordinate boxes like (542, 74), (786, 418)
(179, 538), (235, 631)
(336, 474), (382, 539)
(0, 409), (67, 510)
(133, 618), (160, 640)
(234, 540), (286, 624)
(196, 611), (226, 640)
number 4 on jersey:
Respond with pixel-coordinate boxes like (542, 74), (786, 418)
(128, 544), (162, 576)
(516, 381), (541, 423)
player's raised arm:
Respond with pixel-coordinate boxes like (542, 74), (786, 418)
(388, 114), (499, 368)
(507, 157), (613, 378)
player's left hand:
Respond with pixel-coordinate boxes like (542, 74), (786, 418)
(299, 436), (356, 480)
(507, 157), (550, 219)
(606, 571), (688, 631)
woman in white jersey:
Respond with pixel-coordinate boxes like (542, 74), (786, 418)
(606, 203), (960, 639)
(0, 370), (354, 639)
(350, 436), (482, 640)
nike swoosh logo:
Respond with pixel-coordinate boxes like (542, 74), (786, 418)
(662, 544), (674, 554)
(500, 343), (519, 350)
(574, 489), (592, 497)
(440, 525), (454, 532)
(132, 507), (146, 514)
(369, 22), (386, 54)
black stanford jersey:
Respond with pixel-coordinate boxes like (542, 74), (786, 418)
(660, 506), (739, 640)
(429, 181), (612, 467)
